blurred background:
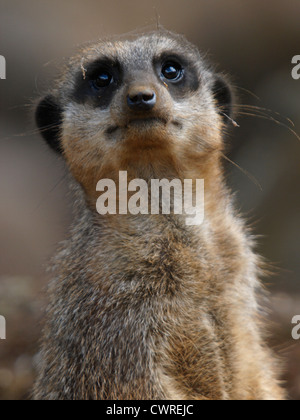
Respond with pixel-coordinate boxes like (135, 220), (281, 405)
(0, 0), (299, 400)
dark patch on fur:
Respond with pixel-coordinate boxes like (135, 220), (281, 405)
(212, 77), (232, 124)
(72, 58), (123, 109)
(154, 51), (200, 98)
(36, 95), (63, 154)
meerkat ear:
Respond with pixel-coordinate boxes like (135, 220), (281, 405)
(211, 76), (233, 125)
(35, 95), (63, 154)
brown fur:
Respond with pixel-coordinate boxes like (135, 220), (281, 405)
(33, 30), (285, 400)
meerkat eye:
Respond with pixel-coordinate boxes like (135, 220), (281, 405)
(91, 71), (113, 89)
(161, 62), (184, 81)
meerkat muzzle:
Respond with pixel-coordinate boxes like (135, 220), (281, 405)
(127, 87), (157, 112)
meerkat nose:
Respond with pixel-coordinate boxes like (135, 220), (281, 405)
(127, 88), (156, 111)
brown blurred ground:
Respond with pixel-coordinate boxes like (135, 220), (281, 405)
(0, 0), (299, 400)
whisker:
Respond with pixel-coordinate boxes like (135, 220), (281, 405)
(31, 171), (68, 215)
(234, 86), (261, 101)
(221, 112), (240, 128)
(236, 110), (300, 142)
(2, 123), (62, 139)
(220, 152), (263, 191)
(234, 104), (298, 130)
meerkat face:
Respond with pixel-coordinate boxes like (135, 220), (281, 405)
(36, 31), (232, 199)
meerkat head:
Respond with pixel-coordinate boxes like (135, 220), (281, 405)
(36, 30), (232, 201)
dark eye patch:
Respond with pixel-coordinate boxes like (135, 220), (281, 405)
(71, 58), (122, 108)
(91, 71), (113, 89)
(155, 52), (200, 98)
(161, 61), (184, 82)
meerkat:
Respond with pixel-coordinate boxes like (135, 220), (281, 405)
(33, 29), (285, 400)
